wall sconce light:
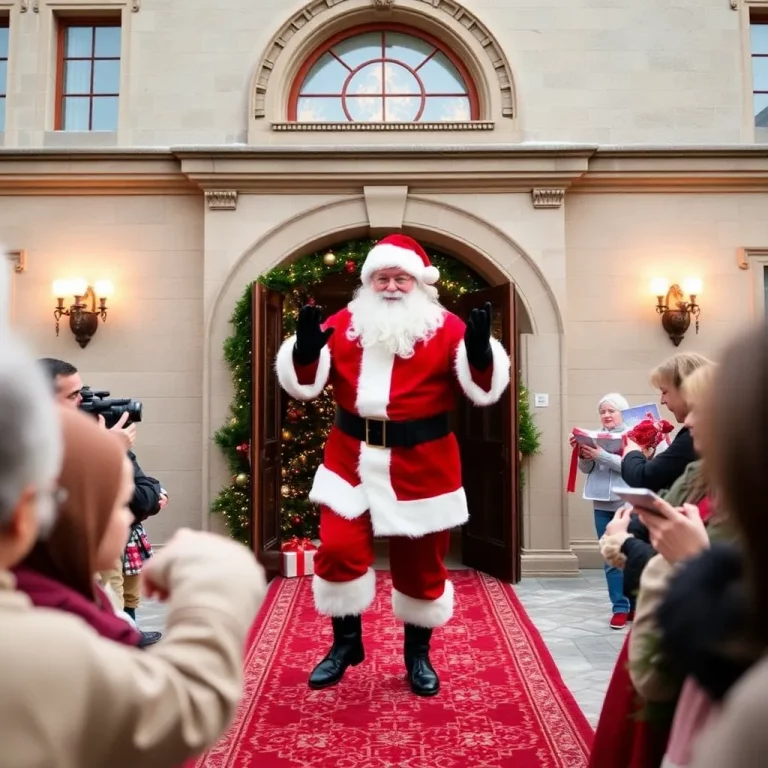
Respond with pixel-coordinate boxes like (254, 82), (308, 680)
(52, 279), (113, 348)
(652, 278), (701, 346)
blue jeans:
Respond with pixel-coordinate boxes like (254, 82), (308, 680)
(594, 509), (631, 615)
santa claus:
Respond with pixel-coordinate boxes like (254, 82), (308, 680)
(275, 234), (510, 696)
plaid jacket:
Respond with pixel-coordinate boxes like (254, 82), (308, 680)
(123, 522), (154, 576)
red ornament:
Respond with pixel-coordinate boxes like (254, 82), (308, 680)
(307, 297), (316, 306)
(345, 260), (356, 274)
(292, 515), (301, 525)
(235, 442), (249, 453)
(287, 408), (300, 422)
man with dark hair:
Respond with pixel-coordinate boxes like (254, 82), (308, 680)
(37, 358), (164, 645)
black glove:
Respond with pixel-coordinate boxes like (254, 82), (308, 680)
(464, 302), (493, 371)
(293, 305), (334, 366)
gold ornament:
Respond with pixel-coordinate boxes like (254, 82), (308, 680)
(323, 251), (336, 266)
(230, 417), (238, 426)
(281, 485), (290, 497)
(234, 473), (249, 488)
(282, 429), (292, 441)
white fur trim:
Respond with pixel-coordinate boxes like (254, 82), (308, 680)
(359, 443), (469, 537)
(275, 336), (331, 400)
(454, 337), (511, 406)
(309, 464), (369, 519)
(312, 568), (376, 617)
(360, 243), (440, 285)
(355, 345), (394, 419)
(392, 580), (454, 628)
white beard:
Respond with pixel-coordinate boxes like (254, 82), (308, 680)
(347, 283), (446, 358)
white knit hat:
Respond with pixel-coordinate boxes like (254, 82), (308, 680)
(598, 392), (629, 412)
(359, 234), (440, 286)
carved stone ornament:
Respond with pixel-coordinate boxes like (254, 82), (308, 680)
(730, 0), (738, 9)
(531, 188), (565, 209)
(4, 249), (27, 274)
(205, 190), (238, 210)
(373, 0), (395, 9)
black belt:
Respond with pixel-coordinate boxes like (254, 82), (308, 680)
(334, 406), (451, 449)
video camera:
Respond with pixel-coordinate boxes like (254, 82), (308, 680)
(79, 387), (143, 429)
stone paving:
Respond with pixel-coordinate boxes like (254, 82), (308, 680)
(137, 568), (619, 727)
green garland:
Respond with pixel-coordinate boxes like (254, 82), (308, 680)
(212, 239), (538, 544)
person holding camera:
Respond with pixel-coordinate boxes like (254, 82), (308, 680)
(38, 358), (164, 646)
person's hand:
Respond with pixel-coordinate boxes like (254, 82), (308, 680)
(580, 444), (602, 461)
(98, 411), (136, 450)
(293, 305), (334, 366)
(606, 505), (632, 540)
(158, 493), (168, 510)
(464, 302), (493, 370)
(143, 528), (267, 605)
(568, 435), (578, 449)
(639, 500), (709, 565)
(624, 439), (643, 455)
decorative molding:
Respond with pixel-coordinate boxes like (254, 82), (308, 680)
(271, 120), (495, 132)
(4, 249), (27, 274)
(252, 0), (516, 120)
(204, 190), (238, 210)
(737, 247), (768, 269)
(531, 188), (565, 208)
(363, 185), (408, 229)
(23, 0), (140, 11)
(373, 0), (395, 8)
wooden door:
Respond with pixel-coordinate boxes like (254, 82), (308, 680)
(457, 284), (520, 582)
(251, 283), (283, 571)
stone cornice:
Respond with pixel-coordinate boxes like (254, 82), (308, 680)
(3, 144), (768, 195)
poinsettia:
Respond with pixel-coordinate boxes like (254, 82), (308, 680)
(627, 413), (675, 450)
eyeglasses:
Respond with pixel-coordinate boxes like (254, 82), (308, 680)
(375, 275), (414, 288)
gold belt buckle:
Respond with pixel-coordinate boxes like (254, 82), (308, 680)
(364, 418), (387, 448)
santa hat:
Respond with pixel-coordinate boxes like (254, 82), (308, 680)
(359, 234), (440, 286)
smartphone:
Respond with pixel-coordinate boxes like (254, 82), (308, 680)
(615, 488), (667, 517)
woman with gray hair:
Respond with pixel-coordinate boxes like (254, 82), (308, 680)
(571, 393), (632, 628)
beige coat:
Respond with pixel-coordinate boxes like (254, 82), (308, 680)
(0, 531), (266, 768)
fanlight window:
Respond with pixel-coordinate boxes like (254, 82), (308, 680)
(290, 27), (478, 123)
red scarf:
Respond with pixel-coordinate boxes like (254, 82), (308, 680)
(13, 566), (142, 647)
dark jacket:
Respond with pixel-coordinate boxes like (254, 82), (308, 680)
(128, 451), (163, 524)
(621, 426), (696, 492)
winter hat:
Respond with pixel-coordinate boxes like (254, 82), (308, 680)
(598, 392), (629, 412)
(359, 234), (440, 286)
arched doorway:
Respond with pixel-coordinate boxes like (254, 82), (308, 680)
(250, 238), (522, 582)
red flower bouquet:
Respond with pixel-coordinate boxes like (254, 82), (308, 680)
(626, 413), (674, 451)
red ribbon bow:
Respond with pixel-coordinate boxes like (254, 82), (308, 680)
(281, 537), (317, 553)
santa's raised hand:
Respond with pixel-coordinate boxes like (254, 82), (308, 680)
(293, 305), (334, 366)
(464, 302), (493, 371)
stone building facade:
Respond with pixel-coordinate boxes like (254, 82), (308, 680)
(2, 0), (768, 574)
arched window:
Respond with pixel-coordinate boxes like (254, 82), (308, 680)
(288, 24), (480, 123)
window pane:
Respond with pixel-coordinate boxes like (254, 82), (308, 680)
(94, 26), (121, 57)
(422, 96), (471, 121)
(384, 62), (420, 94)
(65, 27), (93, 58)
(0, 27), (8, 59)
(755, 93), (768, 126)
(346, 95), (383, 121)
(0, 60), (6, 97)
(348, 63), (383, 95)
(384, 96), (420, 122)
(296, 96), (347, 121)
(92, 96), (118, 130)
(752, 24), (768, 55)
(333, 33), (382, 70)
(754, 57), (768, 91)
(62, 96), (90, 130)
(0, 97), (5, 132)
(94, 60), (120, 94)
(300, 53), (348, 95)
(383, 32), (434, 69)
(64, 60), (91, 95)
(419, 52), (466, 94)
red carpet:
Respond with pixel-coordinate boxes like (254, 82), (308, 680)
(192, 570), (593, 767)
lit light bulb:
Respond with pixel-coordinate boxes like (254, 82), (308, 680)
(52, 279), (71, 298)
(70, 278), (88, 297)
(94, 280), (114, 298)
(650, 278), (669, 297)
(682, 278), (702, 296)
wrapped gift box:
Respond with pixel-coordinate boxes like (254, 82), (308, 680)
(280, 537), (318, 578)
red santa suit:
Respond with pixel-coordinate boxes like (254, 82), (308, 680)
(275, 237), (510, 628)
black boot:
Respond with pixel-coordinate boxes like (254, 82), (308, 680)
(404, 624), (440, 697)
(308, 615), (364, 690)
